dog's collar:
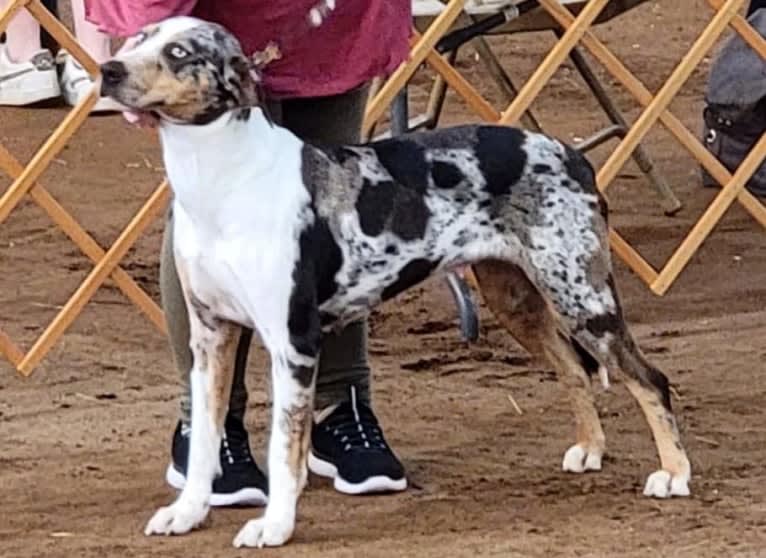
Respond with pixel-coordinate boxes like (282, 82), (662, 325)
(157, 107), (252, 130)
(159, 110), (236, 135)
(158, 107), (271, 139)
(155, 108), (225, 127)
(155, 110), (192, 127)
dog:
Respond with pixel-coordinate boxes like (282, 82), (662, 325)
(100, 16), (691, 549)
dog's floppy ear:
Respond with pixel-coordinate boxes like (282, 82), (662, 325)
(247, 61), (277, 126)
(226, 55), (274, 125)
(226, 54), (260, 106)
(253, 73), (275, 126)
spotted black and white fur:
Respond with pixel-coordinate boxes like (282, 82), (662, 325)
(100, 16), (691, 549)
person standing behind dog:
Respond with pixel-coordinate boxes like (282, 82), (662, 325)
(85, 0), (412, 505)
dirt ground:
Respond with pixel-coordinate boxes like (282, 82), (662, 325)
(2, 2), (765, 557)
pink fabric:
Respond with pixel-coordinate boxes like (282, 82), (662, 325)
(85, 1), (411, 99)
(85, 1), (197, 37)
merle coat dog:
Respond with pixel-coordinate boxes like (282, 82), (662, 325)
(99, 16), (691, 549)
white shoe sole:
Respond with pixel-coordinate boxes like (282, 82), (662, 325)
(308, 452), (408, 495)
(62, 80), (121, 113)
(0, 70), (60, 106)
(58, 52), (120, 114)
(165, 464), (268, 507)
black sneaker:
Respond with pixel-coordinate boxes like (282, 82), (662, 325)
(165, 415), (268, 507)
(308, 386), (407, 495)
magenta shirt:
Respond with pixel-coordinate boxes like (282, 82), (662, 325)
(86, 1), (411, 98)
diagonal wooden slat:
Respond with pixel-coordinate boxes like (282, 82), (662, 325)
(0, 0), (170, 374)
(412, 31), (501, 121)
(498, 0), (610, 124)
(416, 0), (664, 284)
(0, 0), (105, 220)
(608, 228), (658, 285)
(0, 0), (25, 31)
(25, 0), (100, 75)
(595, 0), (746, 189)
(0, 0), (100, 225)
(17, 182), (171, 375)
(539, 0), (766, 229)
(0, 88), (98, 223)
(0, 145), (167, 332)
(0, 328), (24, 367)
(709, 0), (766, 59)
(363, 0), (467, 135)
(537, 0), (765, 294)
(651, 133), (766, 293)
(362, 0), (764, 296)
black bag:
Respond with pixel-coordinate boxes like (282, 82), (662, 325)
(701, 102), (766, 196)
(701, 9), (766, 197)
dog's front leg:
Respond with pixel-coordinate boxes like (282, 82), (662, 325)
(145, 269), (239, 536)
(234, 345), (317, 548)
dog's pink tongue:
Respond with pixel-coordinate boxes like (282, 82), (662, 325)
(124, 110), (160, 128)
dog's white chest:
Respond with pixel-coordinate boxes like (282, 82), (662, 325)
(172, 211), (254, 325)
(161, 112), (309, 332)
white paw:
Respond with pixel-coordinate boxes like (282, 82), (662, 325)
(233, 516), (294, 548)
(562, 444), (603, 473)
(144, 500), (209, 536)
(643, 470), (691, 498)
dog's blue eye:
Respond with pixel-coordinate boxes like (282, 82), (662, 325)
(169, 45), (189, 59)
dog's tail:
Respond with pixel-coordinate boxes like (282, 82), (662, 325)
(562, 143), (610, 389)
(572, 338), (610, 388)
(563, 144), (609, 222)
(564, 144), (597, 191)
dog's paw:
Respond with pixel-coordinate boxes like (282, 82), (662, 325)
(144, 500), (209, 536)
(562, 444), (603, 473)
(643, 470), (690, 498)
(233, 516), (294, 548)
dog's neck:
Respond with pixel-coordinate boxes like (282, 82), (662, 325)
(158, 107), (302, 221)
(158, 107), (276, 163)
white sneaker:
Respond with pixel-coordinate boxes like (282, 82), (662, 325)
(0, 44), (60, 106)
(59, 51), (120, 113)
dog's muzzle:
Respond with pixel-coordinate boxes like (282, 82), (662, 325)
(100, 60), (129, 96)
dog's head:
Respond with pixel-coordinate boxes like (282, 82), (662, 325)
(100, 17), (260, 125)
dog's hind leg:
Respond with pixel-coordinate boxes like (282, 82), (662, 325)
(530, 261), (691, 498)
(474, 260), (606, 474)
(145, 285), (240, 536)
(572, 316), (691, 498)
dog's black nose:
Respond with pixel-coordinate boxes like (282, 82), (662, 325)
(100, 60), (128, 87)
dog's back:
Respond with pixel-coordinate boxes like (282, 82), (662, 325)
(300, 125), (604, 327)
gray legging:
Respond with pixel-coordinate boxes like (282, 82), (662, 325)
(159, 85), (372, 425)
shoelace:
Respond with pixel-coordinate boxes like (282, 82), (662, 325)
(179, 421), (254, 465)
(221, 421), (255, 466)
(30, 51), (55, 71)
(322, 386), (388, 453)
